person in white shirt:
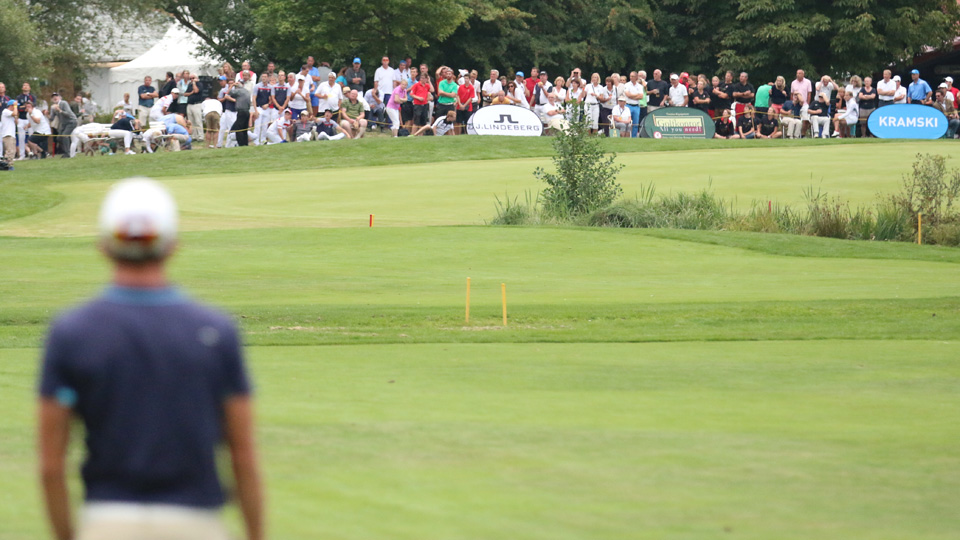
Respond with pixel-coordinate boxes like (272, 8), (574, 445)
(623, 71), (645, 137)
(512, 72), (530, 108)
(373, 57), (398, 109)
(23, 102), (51, 157)
(413, 110), (458, 136)
(69, 122), (111, 157)
(149, 91), (177, 122)
(201, 95), (223, 148)
(583, 73), (607, 134)
(541, 93), (568, 133)
(893, 76), (907, 104)
(609, 97), (631, 137)
(481, 70), (502, 107)
(532, 71), (554, 122)
(289, 68), (310, 117)
(832, 90), (859, 138)
(876, 70), (896, 107)
(235, 61), (257, 85)
(265, 109), (293, 144)
(1, 100), (19, 161)
(565, 79), (583, 120)
(315, 72), (344, 115)
(115, 93), (136, 116)
(668, 74), (688, 107)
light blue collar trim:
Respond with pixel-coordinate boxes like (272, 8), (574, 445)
(103, 285), (187, 306)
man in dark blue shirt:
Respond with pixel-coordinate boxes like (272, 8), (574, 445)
(137, 76), (158, 126)
(38, 178), (263, 540)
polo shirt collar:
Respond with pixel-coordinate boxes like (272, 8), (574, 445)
(103, 285), (187, 306)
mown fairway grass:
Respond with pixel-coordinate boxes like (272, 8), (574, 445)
(1, 137), (958, 539)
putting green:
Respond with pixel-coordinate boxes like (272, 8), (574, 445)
(2, 141), (956, 237)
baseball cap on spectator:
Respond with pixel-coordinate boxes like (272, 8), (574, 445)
(171, 88), (181, 94)
(670, 73), (679, 80)
(617, 96), (626, 101)
(6, 100), (16, 107)
(218, 75), (227, 81)
(893, 75), (901, 82)
(680, 72), (689, 80)
(946, 77), (954, 83)
(353, 57), (361, 64)
(939, 83), (948, 88)
(516, 71), (524, 77)
(911, 69), (920, 75)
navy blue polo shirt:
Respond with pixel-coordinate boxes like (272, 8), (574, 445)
(39, 285), (251, 508)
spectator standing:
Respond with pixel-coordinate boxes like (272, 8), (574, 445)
(115, 93), (136, 117)
(229, 81), (252, 146)
(907, 69), (933, 105)
(769, 76), (789, 114)
(185, 74), (204, 140)
(944, 77), (959, 103)
(667, 74), (688, 107)
(893, 75), (907, 104)
(159, 72), (176, 97)
(410, 74), (433, 127)
(524, 68), (539, 107)
(202, 94), (223, 148)
(2, 100), (17, 161)
(37, 179), (263, 540)
(251, 74), (274, 145)
(753, 80), (772, 113)
(437, 68), (459, 120)
(24, 102), (52, 158)
(272, 73), (290, 114)
(306, 57), (321, 113)
(858, 77), (878, 137)
(236, 61), (257, 85)
(374, 57), (397, 110)
(364, 87), (385, 131)
(481, 70), (502, 108)
(177, 71), (191, 115)
(690, 79), (711, 115)
(790, 69), (813, 105)
(315, 72), (344, 116)
(16, 82), (37, 160)
(290, 66), (311, 118)
(50, 93), (77, 155)
(385, 80), (406, 136)
(217, 77), (237, 148)
(624, 72), (645, 137)
(532, 71), (554, 120)
(137, 77), (157, 125)
(732, 72), (755, 118)
(457, 76), (476, 133)
(584, 73), (605, 134)
(600, 77), (617, 136)
(877, 70), (896, 107)
(345, 58), (366, 94)
(645, 69), (670, 111)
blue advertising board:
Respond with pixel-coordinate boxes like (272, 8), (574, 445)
(867, 104), (948, 139)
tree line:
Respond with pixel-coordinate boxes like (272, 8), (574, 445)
(3, 0), (958, 87)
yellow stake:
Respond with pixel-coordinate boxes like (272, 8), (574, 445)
(918, 213), (922, 245)
(501, 283), (507, 326)
(465, 277), (471, 323)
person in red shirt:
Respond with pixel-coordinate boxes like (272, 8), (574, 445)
(456, 80), (476, 134)
(524, 68), (539, 107)
(410, 74), (433, 127)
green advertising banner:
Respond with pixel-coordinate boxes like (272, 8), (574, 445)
(641, 107), (715, 139)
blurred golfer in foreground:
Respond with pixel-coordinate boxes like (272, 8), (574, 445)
(37, 178), (264, 540)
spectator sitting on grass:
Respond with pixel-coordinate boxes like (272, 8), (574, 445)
(808, 93), (830, 138)
(756, 108), (782, 139)
(292, 111), (317, 141)
(542, 92), (569, 133)
(933, 89), (959, 138)
(609, 96), (631, 137)
(832, 89), (859, 138)
(317, 109), (350, 140)
(779, 93), (805, 139)
(713, 109), (740, 139)
(738, 105), (757, 139)
(413, 110), (457, 136)
(339, 89), (367, 139)
(491, 90), (511, 105)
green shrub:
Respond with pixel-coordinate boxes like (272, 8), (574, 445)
(928, 222), (960, 246)
(535, 102), (624, 218)
(491, 191), (538, 226)
(890, 153), (960, 230)
(804, 186), (849, 239)
(874, 202), (913, 241)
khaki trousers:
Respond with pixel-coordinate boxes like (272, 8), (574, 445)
(78, 503), (230, 540)
(2, 136), (15, 160)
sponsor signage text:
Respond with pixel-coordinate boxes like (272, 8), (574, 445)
(867, 104), (947, 139)
(641, 107), (715, 139)
(467, 105), (543, 136)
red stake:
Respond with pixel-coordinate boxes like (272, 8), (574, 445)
(369, 214), (374, 227)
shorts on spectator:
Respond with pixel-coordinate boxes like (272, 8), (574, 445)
(456, 109), (472, 128)
(413, 105), (429, 126)
(436, 103), (455, 118)
(401, 101), (413, 124)
(204, 112), (220, 132)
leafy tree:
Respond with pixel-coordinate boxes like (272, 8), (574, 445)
(0, 0), (47, 85)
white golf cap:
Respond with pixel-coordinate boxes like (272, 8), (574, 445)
(946, 76), (954, 82)
(99, 178), (178, 261)
(670, 73), (679, 80)
(893, 75), (901, 82)
(939, 82), (949, 88)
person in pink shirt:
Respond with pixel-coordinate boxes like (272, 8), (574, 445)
(790, 69), (813, 105)
(385, 80), (407, 137)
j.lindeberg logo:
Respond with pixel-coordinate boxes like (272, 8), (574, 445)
(466, 105), (543, 136)
(494, 114), (519, 124)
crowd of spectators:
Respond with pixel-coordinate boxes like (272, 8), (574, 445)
(2, 57), (958, 160)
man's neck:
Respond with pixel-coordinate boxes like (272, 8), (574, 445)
(113, 260), (169, 288)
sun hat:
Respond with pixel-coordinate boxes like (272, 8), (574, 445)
(99, 178), (178, 262)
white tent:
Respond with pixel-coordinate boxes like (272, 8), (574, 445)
(104, 24), (220, 111)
